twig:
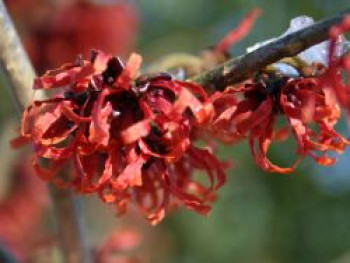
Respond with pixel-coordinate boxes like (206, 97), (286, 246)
(49, 185), (91, 263)
(191, 9), (350, 91)
(0, 1), (91, 262)
(0, 2), (35, 113)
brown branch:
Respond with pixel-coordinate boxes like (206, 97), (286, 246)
(49, 185), (91, 263)
(0, 2), (35, 113)
(191, 9), (350, 91)
(0, 1), (91, 262)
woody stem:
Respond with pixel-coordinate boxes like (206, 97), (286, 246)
(0, 1), (91, 262)
(190, 9), (350, 91)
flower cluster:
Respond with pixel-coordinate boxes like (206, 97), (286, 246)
(12, 11), (350, 225)
(202, 15), (350, 174)
(206, 61), (349, 173)
(14, 50), (226, 224)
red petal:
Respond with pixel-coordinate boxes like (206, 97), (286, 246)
(311, 154), (337, 166)
(236, 98), (273, 133)
(117, 53), (142, 88)
(111, 155), (147, 190)
(121, 119), (151, 144)
(216, 8), (261, 53)
(92, 50), (112, 72)
(89, 90), (112, 147)
(61, 101), (91, 123)
(10, 136), (30, 148)
(34, 62), (94, 90)
(172, 88), (212, 123)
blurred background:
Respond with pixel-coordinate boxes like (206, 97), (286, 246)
(1, 0), (350, 262)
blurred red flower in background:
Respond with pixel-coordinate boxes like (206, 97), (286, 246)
(0, 157), (49, 262)
(96, 228), (143, 263)
(5, 0), (139, 74)
(13, 50), (226, 225)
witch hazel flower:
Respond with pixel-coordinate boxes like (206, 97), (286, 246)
(12, 50), (226, 225)
(202, 13), (350, 173)
(206, 63), (349, 173)
(320, 16), (350, 118)
(0, 158), (48, 262)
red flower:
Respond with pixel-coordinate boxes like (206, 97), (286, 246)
(95, 228), (142, 263)
(6, 0), (139, 73)
(0, 157), (49, 262)
(321, 16), (350, 117)
(14, 50), (226, 225)
(207, 68), (349, 173)
(280, 77), (348, 166)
